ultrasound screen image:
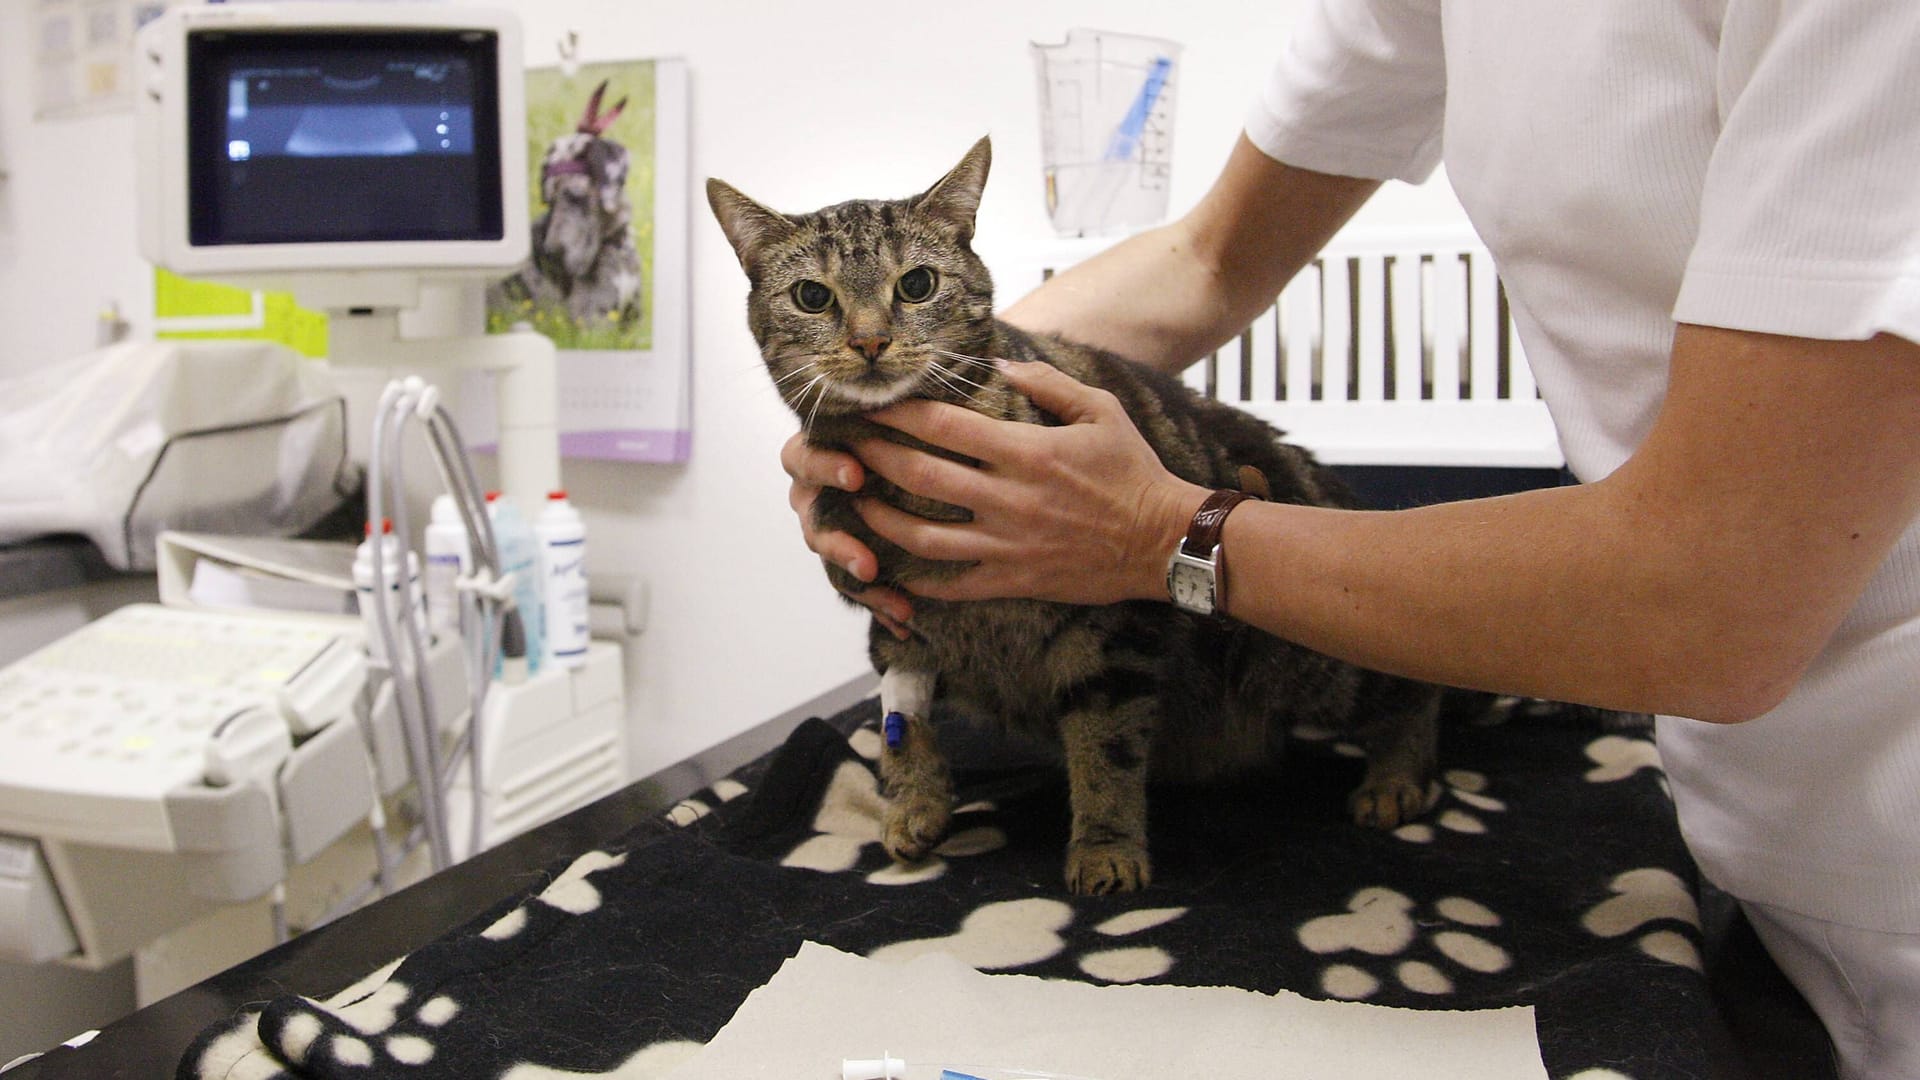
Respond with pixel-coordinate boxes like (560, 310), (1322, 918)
(187, 30), (503, 246)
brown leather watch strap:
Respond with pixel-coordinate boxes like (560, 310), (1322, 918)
(1181, 489), (1256, 558)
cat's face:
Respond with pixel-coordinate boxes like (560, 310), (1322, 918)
(708, 138), (998, 420)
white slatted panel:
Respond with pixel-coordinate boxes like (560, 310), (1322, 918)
(1505, 292), (1538, 401)
(1246, 307), (1279, 404)
(1320, 258), (1351, 404)
(1429, 252), (1465, 403)
(1390, 255), (1423, 402)
(1468, 251), (1502, 403)
(1181, 354), (1209, 397)
(1353, 254), (1386, 402)
(993, 228), (1563, 469)
(1213, 336), (1243, 402)
(1280, 266), (1318, 402)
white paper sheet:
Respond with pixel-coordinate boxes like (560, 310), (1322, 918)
(659, 941), (1547, 1080)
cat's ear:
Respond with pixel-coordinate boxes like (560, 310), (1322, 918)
(706, 178), (796, 274)
(914, 136), (992, 240)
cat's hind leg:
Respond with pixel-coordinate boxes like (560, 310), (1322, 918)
(877, 668), (953, 862)
(1348, 673), (1443, 829)
(1059, 686), (1157, 895)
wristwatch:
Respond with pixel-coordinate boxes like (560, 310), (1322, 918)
(1166, 489), (1257, 617)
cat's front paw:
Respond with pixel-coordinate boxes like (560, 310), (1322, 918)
(882, 793), (952, 863)
(1065, 841), (1152, 895)
(1348, 776), (1436, 830)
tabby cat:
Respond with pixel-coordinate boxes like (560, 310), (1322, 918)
(709, 137), (1441, 894)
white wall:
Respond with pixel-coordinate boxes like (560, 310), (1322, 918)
(0, 0), (1469, 784)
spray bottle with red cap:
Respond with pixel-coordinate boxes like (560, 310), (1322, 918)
(353, 518), (427, 664)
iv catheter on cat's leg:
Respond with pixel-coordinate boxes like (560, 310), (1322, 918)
(876, 668), (954, 861)
(880, 668), (934, 748)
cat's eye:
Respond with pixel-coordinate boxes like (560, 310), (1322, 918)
(896, 267), (938, 303)
(791, 280), (834, 313)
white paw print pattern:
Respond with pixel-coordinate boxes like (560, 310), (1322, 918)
(1583, 735), (1669, 796)
(481, 849), (630, 945)
(1581, 867), (1702, 971)
(260, 972), (474, 1071)
(1393, 769), (1506, 844)
(1287, 726), (1504, 843)
(664, 778), (750, 826)
(240, 846), (639, 1075)
(780, 756), (1009, 886)
(1298, 887), (1511, 1000)
(870, 897), (1189, 983)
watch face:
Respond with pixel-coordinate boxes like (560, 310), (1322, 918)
(1168, 560), (1216, 614)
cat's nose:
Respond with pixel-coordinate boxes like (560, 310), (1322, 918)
(849, 334), (891, 362)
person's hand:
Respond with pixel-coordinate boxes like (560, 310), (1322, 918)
(779, 431), (915, 638)
(852, 360), (1210, 606)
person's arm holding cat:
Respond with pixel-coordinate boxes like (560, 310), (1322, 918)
(789, 136), (1920, 725)
(988, 139), (1380, 376)
(782, 138), (1379, 635)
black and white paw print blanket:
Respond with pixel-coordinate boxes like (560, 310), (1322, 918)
(180, 699), (1714, 1080)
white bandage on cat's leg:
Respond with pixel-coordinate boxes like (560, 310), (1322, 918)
(879, 668), (935, 749)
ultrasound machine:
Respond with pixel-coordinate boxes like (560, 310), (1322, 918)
(0, 4), (626, 979)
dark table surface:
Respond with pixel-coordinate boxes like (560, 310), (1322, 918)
(3, 690), (1832, 1080)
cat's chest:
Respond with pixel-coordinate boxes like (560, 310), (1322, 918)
(889, 600), (1112, 727)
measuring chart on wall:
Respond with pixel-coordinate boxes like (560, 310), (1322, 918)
(470, 56), (693, 463)
(1031, 29), (1181, 238)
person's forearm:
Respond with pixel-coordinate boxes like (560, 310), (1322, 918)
(998, 220), (1245, 374)
(1195, 484), (1807, 723)
(1001, 138), (1380, 375)
(1133, 326), (1920, 723)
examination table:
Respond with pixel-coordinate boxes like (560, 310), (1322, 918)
(4, 690), (1831, 1080)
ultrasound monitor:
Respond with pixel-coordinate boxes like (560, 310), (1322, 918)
(137, 4), (528, 287)
(190, 30), (500, 247)
(134, 5), (560, 509)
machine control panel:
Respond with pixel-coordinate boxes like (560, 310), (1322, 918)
(0, 604), (362, 849)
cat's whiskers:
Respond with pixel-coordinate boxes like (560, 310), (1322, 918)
(926, 361), (990, 394)
(929, 352), (992, 381)
(927, 350), (998, 395)
(731, 354), (831, 414)
(772, 360), (822, 389)
(785, 370), (827, 412)
(922, 365), (987, 408)
(771, 367), (827, 410)
(932, 348), (999, 372)
(798, 372), (836, 439)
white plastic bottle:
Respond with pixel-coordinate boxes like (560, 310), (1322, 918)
(423, 495), (471, 641)
(486, 493), (544, 678)
(535, 489), (590, 669)
(353, 519), (427, 664)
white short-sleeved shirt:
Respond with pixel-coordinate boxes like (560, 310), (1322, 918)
(1248, 0), (1920, 931)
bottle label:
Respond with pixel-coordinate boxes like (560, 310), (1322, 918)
(542, 537), (590, 661)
